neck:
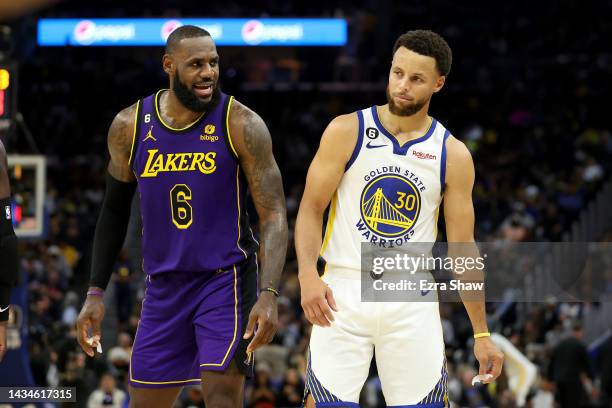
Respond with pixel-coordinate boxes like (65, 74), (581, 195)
(379, 103), (430, 135)
(162, 90), (203, 126)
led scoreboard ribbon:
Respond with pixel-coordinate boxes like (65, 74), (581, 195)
(38, 18), (347, 47)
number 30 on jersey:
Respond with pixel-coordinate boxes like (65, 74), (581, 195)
(170, 184), (193, 229)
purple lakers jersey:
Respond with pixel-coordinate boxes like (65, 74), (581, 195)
(129, 90), (258, 275)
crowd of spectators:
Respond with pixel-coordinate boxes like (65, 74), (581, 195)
(4, 0), (612, 406)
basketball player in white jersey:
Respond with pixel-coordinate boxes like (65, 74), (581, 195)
(296, 30), (504, 407)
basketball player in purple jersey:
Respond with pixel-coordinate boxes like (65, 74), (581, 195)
(76, 26), (288, 407)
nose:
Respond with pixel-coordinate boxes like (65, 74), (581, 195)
(199, 63), (215, 79)
(397, 77), (411, 93)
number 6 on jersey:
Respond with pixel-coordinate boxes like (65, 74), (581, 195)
(170, 184), (193, 229)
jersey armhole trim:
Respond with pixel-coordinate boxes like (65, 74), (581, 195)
(128, 100), (142, 168)
(319, 191), (338, 257)
(344, 110), (364, 171)
(223, 96), (239, 161)
(440, 129), (451, 193)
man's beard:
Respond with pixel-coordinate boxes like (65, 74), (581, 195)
(173, 71), (221, 113)
(386, 86), (428, 117)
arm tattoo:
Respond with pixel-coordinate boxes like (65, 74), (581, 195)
(241, 113), (285, 211)
(107, 105), (137, 182)
(237, 106), (288, 290)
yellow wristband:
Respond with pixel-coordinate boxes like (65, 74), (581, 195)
(474, 332), (491, 339)
(263, 287), (280, 297)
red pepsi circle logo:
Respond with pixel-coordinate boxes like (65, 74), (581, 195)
(241, 20), (264, 45)
(74, 20), (96, 45)
(161, 20), (183, 41)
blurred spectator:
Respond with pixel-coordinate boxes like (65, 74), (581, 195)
(247, 361), (276, 408)
(113, 252), (135, 328)
(598, 335), (612, 407)
(276, 367), (304, 407)
(448, 364), (493, 407)
(547, 321), (594, 408)
(107, 332), (132, 382)
(61, 291), (80, 326)
(178, 386), (205, 408)
(86, 373), (127, 408)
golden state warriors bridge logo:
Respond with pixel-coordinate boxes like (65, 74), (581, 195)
(359, 174), (421, 238)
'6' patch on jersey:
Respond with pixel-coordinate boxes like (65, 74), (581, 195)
(366, 127), (380, 139)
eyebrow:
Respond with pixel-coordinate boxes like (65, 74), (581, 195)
(393, 67), (427, 77)
(186, 55), (219, 63)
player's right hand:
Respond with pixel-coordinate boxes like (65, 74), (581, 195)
(76, 296), (105, 357)
(299, 273), (338, 327)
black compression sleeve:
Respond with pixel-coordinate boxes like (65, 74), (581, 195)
(90, 172), (136, 290)
(0, 286), (11, 321)
(0, 197), (18, 288)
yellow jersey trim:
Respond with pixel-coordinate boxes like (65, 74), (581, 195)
(128, 100), (140, 166)
(225, 96), (239, 158)
(318, 192), (337, 280)
(235, 166), (247, 259)
(320, 192), (338, 256)
(154, 89), (205, 131)
(376, 107), (433, 148)
(130, 377), (201, 385)
(433, 204), (440, 240)
(200, 264), (238, 367)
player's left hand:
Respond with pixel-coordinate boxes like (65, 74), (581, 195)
(243, 291), (278, 353)
(473, 337), (504, 383)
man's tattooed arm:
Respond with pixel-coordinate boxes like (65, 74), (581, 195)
(230, 100), (288, 291)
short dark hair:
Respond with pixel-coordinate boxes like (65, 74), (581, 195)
(392, 30), (452, 76)
(165, 25), (211, 54)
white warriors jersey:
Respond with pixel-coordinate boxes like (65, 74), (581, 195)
(320, 105), (451, 271)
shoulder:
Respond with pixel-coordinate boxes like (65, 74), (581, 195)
(444, 135), (474, 184)
(111, 102), (139, 134)
(445, 135), (473, 166)
(227, 99), (272, 159)
(227, 98), (266, 131)
(322, 113), (359, 140)
(317, 112), (359, 164)
(108, 102), (139, 152)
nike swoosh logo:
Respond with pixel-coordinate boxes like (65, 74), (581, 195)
(0, 305), (9, 312)
(366, 142), (387, 149)
(421, 290), (430, 296)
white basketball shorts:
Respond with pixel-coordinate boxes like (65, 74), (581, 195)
(305, 267), (448, 407)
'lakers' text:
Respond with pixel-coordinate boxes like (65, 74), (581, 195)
(140, 149), (217, 177)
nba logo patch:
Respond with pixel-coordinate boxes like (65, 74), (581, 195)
(4, 205), (10, 220)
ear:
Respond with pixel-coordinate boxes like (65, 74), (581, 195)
(162, 54), (174, 76)
(433, 75), (446, 93)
